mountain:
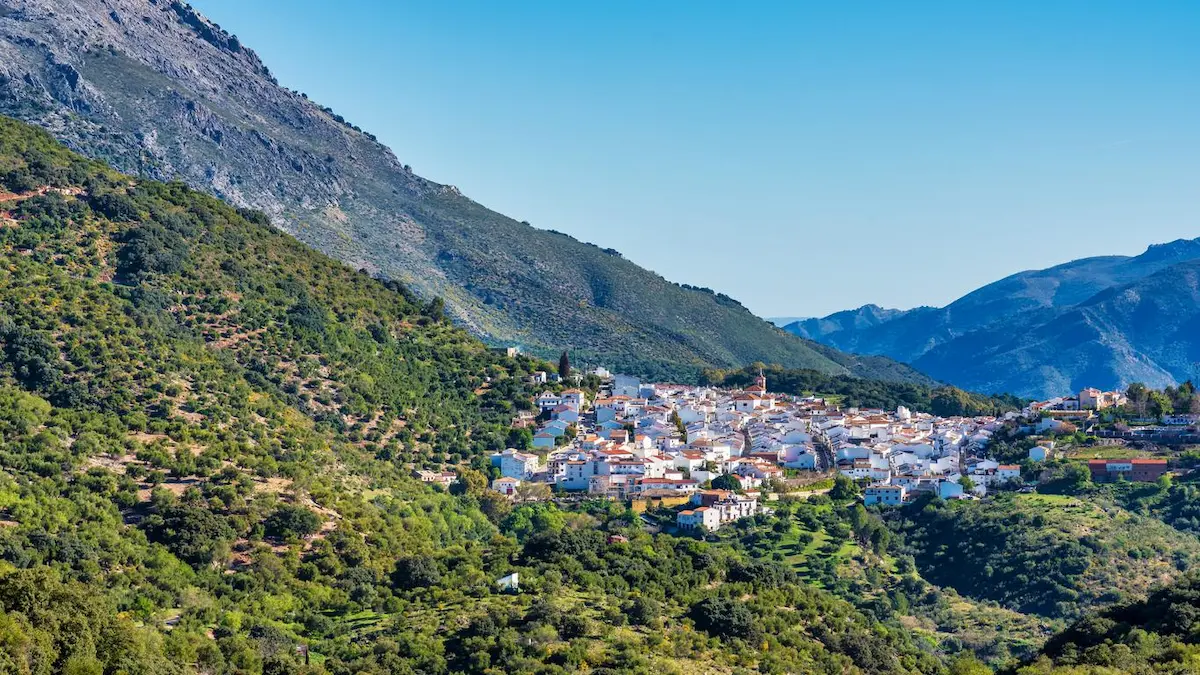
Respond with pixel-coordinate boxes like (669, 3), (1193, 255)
(0, 0), (919, 383)
(783, 238), (1200, 397)
(914, 258), (1200, 396)
(786, 304), (919, 344)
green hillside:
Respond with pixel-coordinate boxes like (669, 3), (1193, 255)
(884, 493), (1200, 620)
(0, 117), (967, 673)
(1025, 572), (1200, 674)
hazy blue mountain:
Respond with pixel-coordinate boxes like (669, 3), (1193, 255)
(784, 238), (1200, 397)
(784, 304), (918, 343)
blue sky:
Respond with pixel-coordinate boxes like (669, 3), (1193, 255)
(193, 0), (1200, 317)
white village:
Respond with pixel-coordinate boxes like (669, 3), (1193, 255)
(477, 367), (1142, 532)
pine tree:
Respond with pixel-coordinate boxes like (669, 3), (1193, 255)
(558, 350), (571, 380)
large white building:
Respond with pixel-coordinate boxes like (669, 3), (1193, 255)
(864, 485), (906, 506)
(494, 449), (541, 479)
(677, 506), (721, 531)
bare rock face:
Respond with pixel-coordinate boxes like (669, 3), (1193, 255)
(0, 0), (917, 381)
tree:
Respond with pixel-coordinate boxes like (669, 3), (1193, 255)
(514, 481), (551, 502)
(711, 474), (742, 492)
(1148, 390), (1174, 418)
(1127, 382), (1149, 417)
(506, 427), (533, 450)
(829, 474), (859, 501)
(451, 468), (488, 496)
(142, 504), (236, 568)
(392, 555), (442, 590)
(263, 504), (322, 540)
(627, 595), (661, 626)
(670, 410), (687, 437)
(958, 475), (976, 492)
(558, 351), (571, 380)
(947, 654), (992, 675)
(689, 597), (760, 642)
(1040, 462), (1092, 495)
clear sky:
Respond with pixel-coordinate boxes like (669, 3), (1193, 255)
(192, 0), (1200, 318)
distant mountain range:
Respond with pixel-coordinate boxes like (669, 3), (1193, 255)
(0, 0), (925, 383)
(784, 238), (1200, 398)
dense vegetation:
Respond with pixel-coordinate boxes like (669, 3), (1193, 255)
(883, 493), (1200, 619)
(1115, 480), (1200, 538)
(0, 117), (999, 674)
(702, 364), (1024, 415)
(1025, 572), (1200, 673)
(687, 489), (1055, 666)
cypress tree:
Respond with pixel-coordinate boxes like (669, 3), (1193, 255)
(558, 350), (571, 380)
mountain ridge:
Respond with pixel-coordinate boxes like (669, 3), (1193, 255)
(783, 237), (1200, 397)
(0, 0), (928, 383)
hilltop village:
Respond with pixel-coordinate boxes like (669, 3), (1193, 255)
(477, 369), (1165, 532)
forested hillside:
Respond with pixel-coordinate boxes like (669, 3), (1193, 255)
(0, 116), (981, 673)
(3, 114), (1197, 675)
(884, 493), (1200, 620)
(1020, 572), (1200, 674)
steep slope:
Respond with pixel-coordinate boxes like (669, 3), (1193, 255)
(885, 493), (1200, 620)
(0, 0), (900, 382)
(1025, 572), (1200, 673)
(915, 258), (1200, 396)
(0, 115), (538, 461)
(0, 116), (956, 675)
(786, 238), (1200, 396)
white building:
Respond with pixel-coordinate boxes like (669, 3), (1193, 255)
(495, 449), (542, 479)
(864, 484), (906, 506)
(560, 389), (586, 411)
(677, 506), (721, 531)
(536, 391), (562, 411)
(938, 480), (964, 500)
(997, 465), (1022, 482)
(492, 477), (521, 496)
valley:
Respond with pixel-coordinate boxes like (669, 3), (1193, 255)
(0, 2), (1196, 674)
